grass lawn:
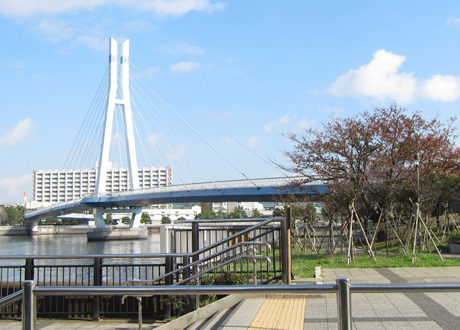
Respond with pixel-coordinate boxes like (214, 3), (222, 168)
(291, 251), (460, 279)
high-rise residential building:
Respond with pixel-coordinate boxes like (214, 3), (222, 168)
(32, 165), (172, 207)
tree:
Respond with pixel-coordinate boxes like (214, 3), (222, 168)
(4, 206), (25, 225)
(121, 216), (131, 225)
(251, 208), (264, 218)
(0, 207), (9, 225)
(283, 105), (460, 260)
(140, 212), (152, 224)
(161, 216), (171, 224)
(227, 206), (248, 219)
(273, 207), (285, 217)
(195, 203), (218, 219)
(105, 214), (116, 225)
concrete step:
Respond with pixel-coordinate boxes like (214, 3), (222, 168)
(185, 304), (239, 330)
(156, 295), (247, 330)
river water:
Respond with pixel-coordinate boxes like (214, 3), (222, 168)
(0, 233), (160, 265)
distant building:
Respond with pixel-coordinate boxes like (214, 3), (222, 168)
(32, 164), (172, 208)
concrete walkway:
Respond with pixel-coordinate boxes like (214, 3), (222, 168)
(1, 267), (459, 329)
(307, 267), (460, 330)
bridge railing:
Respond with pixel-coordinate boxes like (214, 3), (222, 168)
(25, 175), (325, 219)
(83, 176), (313, 199)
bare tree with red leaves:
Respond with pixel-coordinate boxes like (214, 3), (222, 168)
(283, 105), (460, 261)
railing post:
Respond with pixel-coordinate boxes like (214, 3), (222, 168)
(92, 257), (102, 321)
(22, 280), (36, 330)
(191, 221), (200, 277)
(281, 206), (292, 284)
(163, 256), (173, 320)
(25, 258), (34, 281)
(336, 278), (352, 330)
(183, 256), (191, 280)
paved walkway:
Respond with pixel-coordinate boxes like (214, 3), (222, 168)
(306, 267), (460, 330)
(1, 267), (459, 329)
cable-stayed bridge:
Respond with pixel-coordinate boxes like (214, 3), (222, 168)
(24, 38), (328, 227)
(25, 177), (328, 222)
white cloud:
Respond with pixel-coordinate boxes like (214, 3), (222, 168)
(447, 16), (460, 26)
(0, 118), (34, 148)
(328, 49), (460, 103)
(419, 74), (460, 101)
(146, 133), (186, 160)
(321, 105), (344, 114)
(165, 144), (186, 160)
(138, 66), (160, 77)
(0, 174), (31, 199)
(246, 136), (260, 149)
(328, 49), (417, 103)
(74, 35), (107, 51)
(160, 43), (203, 55)
(264, 113), (314, 133)
(4, 59), (28, 69)
(170, 61), (200, 72)
(0, 0), (226, 17)
(222, 136), (235, 146)
(36, 19), (75, 43)
(264, 113), (293, 132)
(146, 133), (159, 148)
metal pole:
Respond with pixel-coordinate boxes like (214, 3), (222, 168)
(164, 256), (173, 320)
(22, 280), (36, 330)
(336, 278), (351, 330)
(92, 257), (102, 321)
(281, 206), (292, 284)
(137, 297), (143, 330)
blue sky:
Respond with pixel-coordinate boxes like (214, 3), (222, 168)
(2, 1), (460, 203)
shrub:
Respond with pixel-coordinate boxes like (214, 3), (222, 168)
(449, 231), (460, 242)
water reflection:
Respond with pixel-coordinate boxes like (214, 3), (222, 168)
(0, 234), (160, 265)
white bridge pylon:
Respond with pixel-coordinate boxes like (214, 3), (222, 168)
(94, 37), (142, 229)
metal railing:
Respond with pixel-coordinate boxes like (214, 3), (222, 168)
(18, 279), (460, 330)
(0, 217), (289, 318)
(166, 218), (283, 282)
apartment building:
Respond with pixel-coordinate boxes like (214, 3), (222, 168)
(33, 166), (172, 206)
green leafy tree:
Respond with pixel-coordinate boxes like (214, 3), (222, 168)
(228, 206), (248, 219)
(161, 216), (171, 224)
(0, 207), (9, 225)
(251, 208), (264, 218)
(140, 212), (152, 224)
(4, 206), (25, 225)
(195, 203), (218, 219)
(121, 216), (131, 225)
(104, 214), (116, 225)
(273, 207), (285, 217)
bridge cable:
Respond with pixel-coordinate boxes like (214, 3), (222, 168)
(130, 74), (219, 187)
(63, 68), (108, 170)
(130, 72), (220, 188)
(78, 80), (108, 170)
(129, 67), (257, 187)
(144, 75), (289, 178)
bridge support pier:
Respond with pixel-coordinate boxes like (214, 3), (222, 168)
(87, 207), (147, 241)
(93, 208), (107, 228)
